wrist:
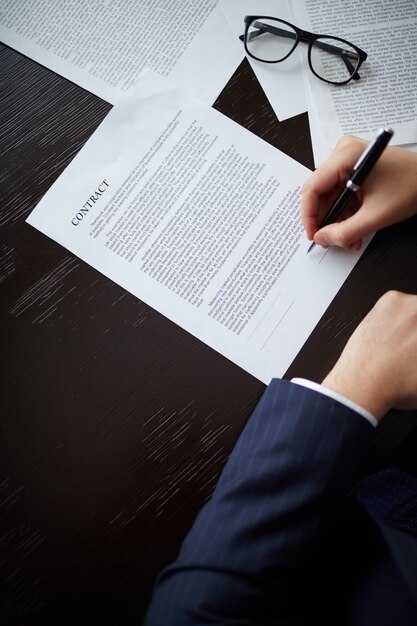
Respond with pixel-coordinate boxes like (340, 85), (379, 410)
(322, 368), (391, 422)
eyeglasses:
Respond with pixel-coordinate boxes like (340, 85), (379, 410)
(240, 16), (368, 85)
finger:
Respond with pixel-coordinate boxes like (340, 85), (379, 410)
(301, 168), (345, 238)
(313, 209), (375, 249)
(301, 137), (366, 239)
(300, 186), (320, 239)
(349, 239), (363, 251)
(303, 184), (361, 242)
(302, 136), (367, 197)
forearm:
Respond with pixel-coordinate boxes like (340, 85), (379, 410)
(145, 379), (374, 625)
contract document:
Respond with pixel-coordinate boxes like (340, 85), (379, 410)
(27, 70), (370, 383)
(0, 0), (242, 105)
(292, 0), (417, 147)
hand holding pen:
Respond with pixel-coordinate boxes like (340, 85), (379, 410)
(301, 131), (417, 253)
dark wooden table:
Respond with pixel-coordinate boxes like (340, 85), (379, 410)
(1, 43), (417, 625)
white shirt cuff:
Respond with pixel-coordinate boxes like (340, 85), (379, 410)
(291, 378), (378, 428)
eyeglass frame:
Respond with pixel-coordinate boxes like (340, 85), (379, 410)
(240, 15), (368, 85)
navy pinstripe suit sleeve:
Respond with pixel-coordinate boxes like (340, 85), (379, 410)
(144, 378), (374, 625)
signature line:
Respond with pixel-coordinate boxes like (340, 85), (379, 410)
(247, 292), (282, 341)
(318, 248), (330, 264)
(260, 300), (295, 351)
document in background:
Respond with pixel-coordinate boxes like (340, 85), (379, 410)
(305, 82), (333, 166)
(220, 0), (307, 120)
(292, 0), (417, 147)
(220, 0), (331, 164)
(0, 0), (243, 105)
(27, 70), (370, 384)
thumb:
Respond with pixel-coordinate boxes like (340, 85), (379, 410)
(314, 210), (374, 250)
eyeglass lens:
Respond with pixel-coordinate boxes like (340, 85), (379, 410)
(309, 37), (360, 83)
(246, 19), (298, 62)
(246, 18), (360, 84)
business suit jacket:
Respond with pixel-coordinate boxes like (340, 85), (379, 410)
(145, 379), (417, 625)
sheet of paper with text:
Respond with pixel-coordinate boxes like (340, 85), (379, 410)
(220, 0), (332, 165)
(220, 0), (307, 120)
(0, 0), (243, 105)
(222, 0), (417, 157)
(292, 0), (417, 147)
(27, 70), (370, 383)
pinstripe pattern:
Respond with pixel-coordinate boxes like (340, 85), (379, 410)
(144, 379), (410, 625)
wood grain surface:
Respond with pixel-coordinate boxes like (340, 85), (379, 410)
(1, 42), (417, 625)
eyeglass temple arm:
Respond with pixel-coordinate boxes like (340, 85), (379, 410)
(240, 22), (361, 79)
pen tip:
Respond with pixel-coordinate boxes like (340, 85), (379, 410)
(307, 241), (315, 254)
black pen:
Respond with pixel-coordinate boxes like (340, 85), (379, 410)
(307, 128), (394, 254)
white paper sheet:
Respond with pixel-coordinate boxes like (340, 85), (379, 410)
(220, 0), (331, 164)
(27, 70), (370, 383)
(305, 79), (332, 166)
(0, 0), (243, 105)
(219, 0), (307, 120)
(292, 0), (417, 147)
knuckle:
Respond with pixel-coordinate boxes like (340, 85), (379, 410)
(336, 134), (365, 153)
(379, 290), (402, 308)
(385, 289), (402, 301)
(336, 134), (356, 149)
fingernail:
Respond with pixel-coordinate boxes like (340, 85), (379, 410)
(315, 234), (329, 248)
